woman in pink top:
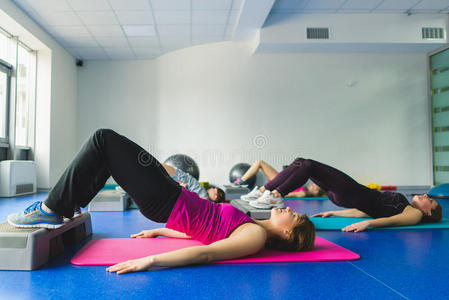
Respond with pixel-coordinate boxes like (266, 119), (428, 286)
(8, 129), (315, 275)
(234, 160), (325, 197)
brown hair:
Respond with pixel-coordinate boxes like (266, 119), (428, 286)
(265, 214), (316, 252)
(207, 186), (226, 203)
(421, 200), (443, 223)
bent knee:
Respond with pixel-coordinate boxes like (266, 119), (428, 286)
(94, 128), (116, 138)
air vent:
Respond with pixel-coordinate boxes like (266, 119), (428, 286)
(422, 27), (444, 40)
(306, 27), (329, 39)
(15, 183), (34, 195)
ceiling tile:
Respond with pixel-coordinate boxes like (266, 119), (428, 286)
(157, 25), (191, 35)
(77, 11), (118, 25)
(103, 47), (136, 59)
(375, 0), (422, 10)
(153, 10), (190, 24)
(96, 37), (129, 47)
(66, 0), (112, 11)
(116, 11), (154, 25)
(42, 11), (83, 26)
(340, 0), (384, 10)
(64, 36), (99, 47)
(26, 0), (72, 12)
(109, 0), (151, 10)
(192, 25), (225, 36)
(303, 0), (346, 10)
(193, 0), (232, 10)
(123, 25), (156, 36)
(46, 26), (91, 37)
(413, 0), (449, 10)
(128, 37), (160, 47)
(73, 47), (108, 60)
(192, 10), (229, 24)
(150, 0), (191, 10)
(87, 25), (124, 36)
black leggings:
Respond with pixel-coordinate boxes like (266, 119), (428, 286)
(264, 158), (375, 209)
(45, 129), (181, 222)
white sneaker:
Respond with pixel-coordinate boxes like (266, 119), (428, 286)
(240, 186), (262, 202)
(249, 190), (285, 209)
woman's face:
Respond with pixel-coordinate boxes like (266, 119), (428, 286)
(270, 207), (301, 234)
(412, 194), (437, 216)
(307, 184), (321, 196)
(207, 188), (219, 202)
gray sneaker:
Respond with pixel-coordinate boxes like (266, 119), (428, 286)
(7, 201), (64, 229)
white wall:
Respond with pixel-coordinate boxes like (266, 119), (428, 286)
(77, 41), (432, 186)
(0, 0), (78, 188)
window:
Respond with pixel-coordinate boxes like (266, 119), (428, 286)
(0, 59), (12, 143)
(15, 44), (36, 147)
(0, 26), (37, 157)
(429, 47), (449, 185)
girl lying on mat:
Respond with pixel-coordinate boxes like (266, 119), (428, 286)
(7, 129), (315, 274)
(248, 158), (442, 232)
(163, 163), (226, 203)
(234, 159), (325, 198)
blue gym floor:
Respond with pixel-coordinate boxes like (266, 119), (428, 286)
(1, 193), (449, 300)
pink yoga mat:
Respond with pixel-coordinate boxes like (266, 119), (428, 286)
(71, 237), (359, 265)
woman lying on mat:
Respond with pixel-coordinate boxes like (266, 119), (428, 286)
(234, 159), (325, 198)
(162, 163), (225, 203)
(7, 129), (315, 274)
(249, 158), (442, 232)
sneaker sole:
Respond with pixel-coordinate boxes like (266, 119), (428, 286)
(249, 202), (286, 209)
(7, 218), (64, 229)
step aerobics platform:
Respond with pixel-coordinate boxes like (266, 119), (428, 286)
(230, 199), (271, 220)
(0, 212), (92, 270)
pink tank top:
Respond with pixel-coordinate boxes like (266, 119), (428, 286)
(166, 188), (255, 244)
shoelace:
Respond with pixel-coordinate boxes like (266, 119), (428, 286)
(23, 201), (42, 214)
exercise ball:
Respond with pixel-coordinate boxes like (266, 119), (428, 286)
(428, 183), (449, 199)
(164, 154), (200, 180)
(229, 163), (256, 189)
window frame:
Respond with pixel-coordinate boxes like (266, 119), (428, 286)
(0, 57), (12, 148)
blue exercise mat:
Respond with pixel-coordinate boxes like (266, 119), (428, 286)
(311, 217), (449, 230)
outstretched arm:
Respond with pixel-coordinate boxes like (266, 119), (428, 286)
(342, 206), (423, 232)
(131, 228), (190, 239)
(108, 224), (266, 274)
(312, 209), (371, 218)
